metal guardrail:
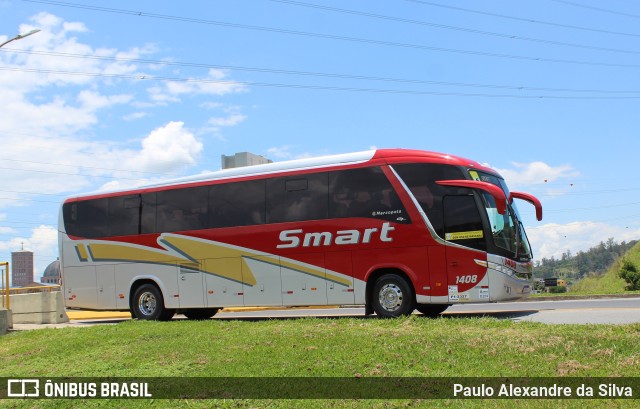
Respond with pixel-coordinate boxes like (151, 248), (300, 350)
(1, 262), (61, 309)
(9, 285), (61, 295)
(1, 262), (8, 309)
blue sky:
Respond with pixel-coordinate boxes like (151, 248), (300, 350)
(1, 0), (640, 282)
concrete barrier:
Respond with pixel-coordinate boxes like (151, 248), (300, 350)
(10, 291), (69, 324)
(0, 308), (12, 335)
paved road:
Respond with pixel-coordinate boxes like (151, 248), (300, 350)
(10, 297), (640, 330)
(213, 297), (640, 325)
(449, 297), (640, 324)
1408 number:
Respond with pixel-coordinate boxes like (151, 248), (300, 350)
(456, 275), (478, 284)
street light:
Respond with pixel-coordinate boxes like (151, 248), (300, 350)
(0, 29), (41, 49)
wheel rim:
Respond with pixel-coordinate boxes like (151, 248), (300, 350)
(138, 291), (157, 316)
(378, 283), (403, 312)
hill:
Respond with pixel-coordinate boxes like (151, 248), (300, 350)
(534, 238), (637, 282)
(570, 241), (640, 294)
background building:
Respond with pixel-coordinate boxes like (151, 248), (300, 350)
(41, 260), (61, 285)
(221, 152), (272, 169)
(11, 249), (34, 287)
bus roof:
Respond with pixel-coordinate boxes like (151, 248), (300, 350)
(63, 148), (499, 202)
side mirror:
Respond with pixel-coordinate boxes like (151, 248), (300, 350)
(436, 180), (507, 215)
(510, 192), (543, 221)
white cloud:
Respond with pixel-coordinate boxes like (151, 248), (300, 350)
(267, 145), (294, 159)
(123, 121), (203, 174)
(148, 69), (248, 104)
(0, 12), (251, 268)
(200, 101), (224, 110)
(208, 114), (246, 127)
(0, 12), (248, 210)
(265, 146), (325, 160)
(123, 112), (148, 121)
(527, 221), (640, 260)
(494, 162), (580, 189)
(77, 90), (133, 111)
(204, 113), (247, 141)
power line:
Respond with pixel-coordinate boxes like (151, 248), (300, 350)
(4, 48), (640, 94)
(0, 154), (182, 178)
(267, 0), (640, 55)
(0, 226), (55, 232)
(0, 196), (61, 204)
(0, 129), (199, 173)
(0, 220), (56, 226)
(539, 187), (640, 197)
(0, 164), (150, 181)
(546, 201), (640, 213)
(0, 189), (67, 197)
(551, 0), (640, 20)
(401, 0), (640, 38)
(19, 0), (640, 69)
(4, 66), (640, 99)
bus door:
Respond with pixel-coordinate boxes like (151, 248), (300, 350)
(443, 195), (489, 303)
(280, 252), (327, 306)
(204, 257), (244, 308)
(177, 262), (205, 308)
(63, 266), (98, 309)
(326, 251), (355, 305)
(96, 264), (116, 309)
(241, 256), (283, 306)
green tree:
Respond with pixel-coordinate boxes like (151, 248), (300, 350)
(619, 259), (640, 291)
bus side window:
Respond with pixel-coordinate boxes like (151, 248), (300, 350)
(155, 187), (209, 233)
(108, 195), (140, 236)
(329, 167), (409, 223)
(140, 192), (156, 234)
(267, 173), (328, 223)
(209, 179), (266, 228)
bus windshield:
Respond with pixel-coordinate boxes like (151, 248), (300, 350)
(471, 171), (533, 260)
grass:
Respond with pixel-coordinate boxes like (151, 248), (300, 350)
(1, 316), (640, 408)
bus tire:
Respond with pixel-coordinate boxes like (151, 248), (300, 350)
(132, 283), (173, 321)
(183, 308), (219, 320)
(415, 304), (450, 318)
(372, 274), (415, 318)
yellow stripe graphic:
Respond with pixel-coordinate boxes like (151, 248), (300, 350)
(160, 235), (256, 286)
(75, 244), (89, 261)
(88, 242), (179, 265)
(77, 234), (350, 288)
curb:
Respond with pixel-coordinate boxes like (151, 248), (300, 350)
(66, 306), (342, 321)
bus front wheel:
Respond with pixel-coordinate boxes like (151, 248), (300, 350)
(131, 283), (174, 321)
(371, 274), (415, 318)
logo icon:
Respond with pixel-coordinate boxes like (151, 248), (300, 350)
(7, 379), (40, 397)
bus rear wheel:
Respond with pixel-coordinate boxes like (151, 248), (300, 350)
(132, 283), (174, 321)
(183, 308), (219, 320)
(372, 274), (415, 318)
(415, 304), (450, 318)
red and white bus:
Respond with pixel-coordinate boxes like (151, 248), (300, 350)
(58, 149), (542, 319)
